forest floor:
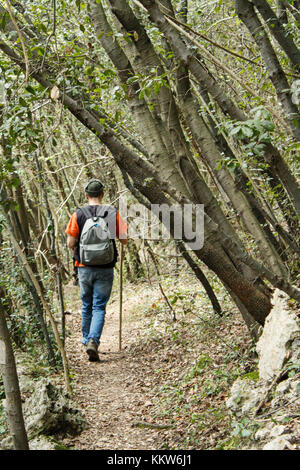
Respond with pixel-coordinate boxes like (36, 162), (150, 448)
(61, 271), (256, 451)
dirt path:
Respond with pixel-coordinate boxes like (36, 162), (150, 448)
(64, 283), (164, 450)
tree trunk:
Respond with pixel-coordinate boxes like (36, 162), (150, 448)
(174, 67), (287, 277)
(0, 189), (57, 366)
(139, 0), (300, 221)
(276, 0), (288, 24)
(175, 241), (223, 317)
(4, 221), (72, 394)
(251, 0), (300, 69)
(89, 0), (190, 197)
(177, 0), (188, 22)
(112, 140), (273, 325)
(279, 0), (300, 25)
(0, 301), (29, 450)
(235, 0), (300, 142)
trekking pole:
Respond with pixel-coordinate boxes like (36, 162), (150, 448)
(119, 243), (124, 351)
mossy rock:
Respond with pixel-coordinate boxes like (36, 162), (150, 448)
(29, 435), (71, 450)
(240, 371), (259, 382)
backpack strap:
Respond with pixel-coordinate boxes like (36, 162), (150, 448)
(79, 206), (110, 219)
(79, 206), (92, 220)
(96, 206), (108, 218)
(96, 205), (117, 238)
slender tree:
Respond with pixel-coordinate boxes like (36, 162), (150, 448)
(0, 298), (29, 450)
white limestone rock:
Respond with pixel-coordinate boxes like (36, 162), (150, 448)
(29, 435), (67, 450)
(23, 378), (87, 438)
(263, 436), (290, 450)
(256, 289), (300, 381)
(226, 378), (268, 417)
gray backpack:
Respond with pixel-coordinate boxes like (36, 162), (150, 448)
(79, 206), (115, 266)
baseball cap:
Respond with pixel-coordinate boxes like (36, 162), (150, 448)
(84, 179), (104, 197)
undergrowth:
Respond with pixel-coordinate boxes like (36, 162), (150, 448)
(125, 272), (258, 450)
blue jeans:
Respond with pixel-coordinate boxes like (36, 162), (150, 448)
(78, 267), (114, 346)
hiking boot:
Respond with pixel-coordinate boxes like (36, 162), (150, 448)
(86, 339), (100, 362)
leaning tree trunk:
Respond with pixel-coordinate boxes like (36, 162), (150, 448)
(235, 0), (300, 142)
(119, 165), (223, 316)
(173, 62), (287, 277)
(251, 0), (300, 69)
(0, 42), (274, 326)
(139, 0), (300, 222)
(101, 0), (287, 279)
(88, 0), (190, 197)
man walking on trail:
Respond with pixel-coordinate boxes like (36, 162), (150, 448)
(65, 179), (128, 362)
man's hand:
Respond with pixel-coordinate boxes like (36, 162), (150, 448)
(119, 236), (128, 246)
(67, 234), (77, 250)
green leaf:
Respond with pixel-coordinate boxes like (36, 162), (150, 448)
(39, 23), (48, 33)
(26, 85), (36, 95)
(36, 47), (45, 56)
(241, 126), (254, 138)
(229, 126), (241, 136)
(261, 120), (275, 131)
(258, 132), (271, 143)
(103, 69), (115, 77)
(253, 119), (264, 133)
(19, 97), (27, 107)
(253, 144), (265, 156)
(0, 13), (8, 32)
(114, 110), (121, 122)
